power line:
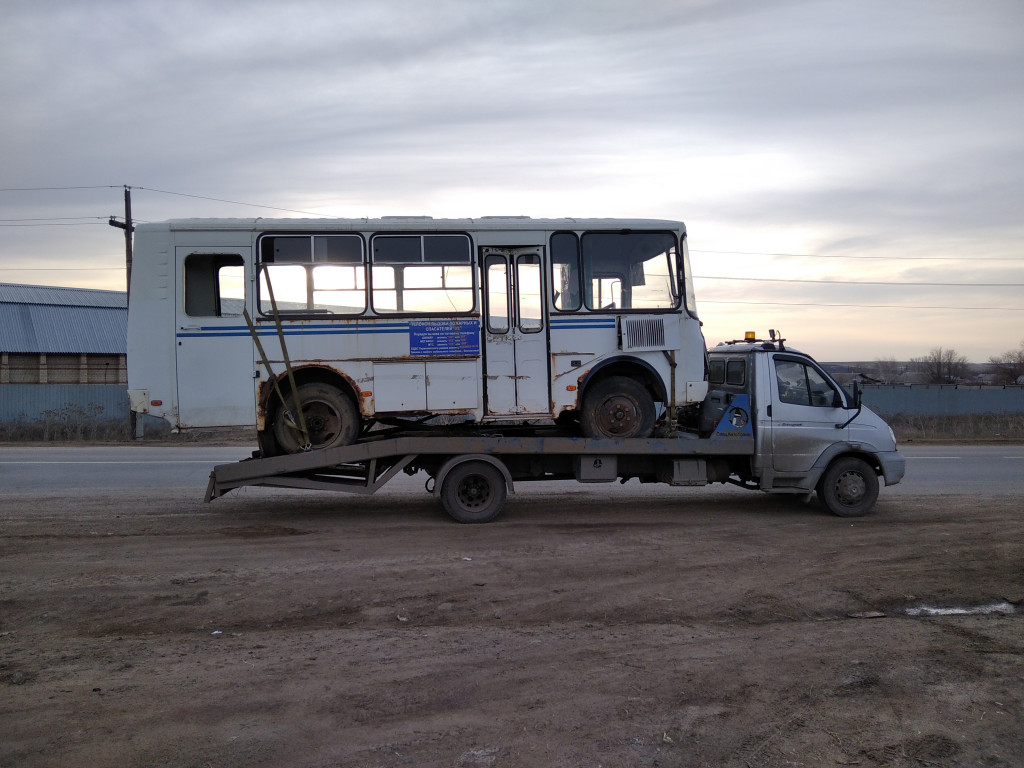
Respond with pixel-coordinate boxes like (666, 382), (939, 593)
(0, 221), (110, 227)
(691, 249), (1023, 262)
(0, 267), (123, 271)
(694, 275), (1024, 288)
(0, 185), (122, 192)
(0, 216), (109, 222)
(701, 299), (1024, 311)
(135, 186), (322, 216)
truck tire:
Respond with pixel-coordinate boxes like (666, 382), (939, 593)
(440, 460), (507, 524)
(817, 457), (879, 517)
(580, 376), (656, 439)
(272, 382), (359, 454)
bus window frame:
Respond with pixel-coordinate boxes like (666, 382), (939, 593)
(369, 232), (477, 317)
(550, 230), (682, 314)
(256, 232), (368, 318)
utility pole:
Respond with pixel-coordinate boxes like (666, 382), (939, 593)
(107, 185), (134, 303)
(107, 186), (137, 438)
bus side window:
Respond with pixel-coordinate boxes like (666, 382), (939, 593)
(184, 254), (244, 317)
(258, 234), (366, 315)
(550, 232), (581, 311)
(371, 234), (474, 314)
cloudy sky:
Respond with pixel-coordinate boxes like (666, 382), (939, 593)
(2, 0), (1022, 362)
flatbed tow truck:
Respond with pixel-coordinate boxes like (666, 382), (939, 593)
(205, 336), (906, 522)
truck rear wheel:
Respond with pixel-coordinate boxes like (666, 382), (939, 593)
(580, 376), (656, 439)
(817, 457), (879, 517)
(272, 382), (359, 454)
(440, 460), (507, 524)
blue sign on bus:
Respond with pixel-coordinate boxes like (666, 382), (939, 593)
(409, 319), (480, 357)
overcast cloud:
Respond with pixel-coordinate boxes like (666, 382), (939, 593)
(2, 0), (1022, 361)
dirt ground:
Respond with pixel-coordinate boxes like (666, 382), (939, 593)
(2, 479), (1022, 768)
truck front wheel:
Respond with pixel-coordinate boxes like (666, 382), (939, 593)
(817, 457), (879, 517)
(580, 376), (656, 439)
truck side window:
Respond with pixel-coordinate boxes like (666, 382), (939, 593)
(775, 359), (837, 407)
(726, 360), (745, 386)
(708, 359), (725, 384)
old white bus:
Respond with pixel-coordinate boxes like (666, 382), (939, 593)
(126, 217), (708, 454)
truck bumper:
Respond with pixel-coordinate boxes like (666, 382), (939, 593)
(877, 451), (906, 487)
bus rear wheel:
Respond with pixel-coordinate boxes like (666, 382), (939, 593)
(580, 376), (656, 439)
(272, 382), (359, 454)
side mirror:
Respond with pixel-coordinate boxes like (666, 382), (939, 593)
(836, 381), (863, 429)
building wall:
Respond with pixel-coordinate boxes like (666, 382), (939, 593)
(1, 352), (127, 385)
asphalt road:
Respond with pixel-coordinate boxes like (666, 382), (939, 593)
(2, 443), (1022, 499)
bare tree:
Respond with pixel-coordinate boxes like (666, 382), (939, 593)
(989, 339), (1024, 385)
(873, 357), (904, 384)
(911, 347), (968, 384)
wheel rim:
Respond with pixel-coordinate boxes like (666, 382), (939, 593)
(300, 399), (340, 447)
(456, 474), (492, 510)
(593, 394), (642, 437)
(833, 469), (867, 506)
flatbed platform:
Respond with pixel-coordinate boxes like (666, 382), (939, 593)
(205, 431), (756, 523)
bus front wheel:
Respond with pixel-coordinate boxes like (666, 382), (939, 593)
(580, 376), (656, 439)
(272, 382), (360, 454)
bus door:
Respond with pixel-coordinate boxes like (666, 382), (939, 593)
(482, 247), (550, 415)
(175, 248), (256, 427)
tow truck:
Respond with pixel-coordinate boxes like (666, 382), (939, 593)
(205, 332), (905, 522)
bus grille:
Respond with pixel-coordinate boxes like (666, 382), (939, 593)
(621, 317), (666, 349)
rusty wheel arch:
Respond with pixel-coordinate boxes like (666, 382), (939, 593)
(259, 365), (365, 425)
(577, 357), (667, 405)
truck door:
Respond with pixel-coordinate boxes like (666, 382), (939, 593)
(482, 247), (550, 415)
(768, 354), (848, 473)
(175, 248), (256, 427)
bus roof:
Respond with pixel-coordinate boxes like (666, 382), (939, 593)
(140, 216), (686, 233)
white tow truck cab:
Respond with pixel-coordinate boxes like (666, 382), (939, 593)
(206, 331), (905, 522)
(696, 332), (905, 516)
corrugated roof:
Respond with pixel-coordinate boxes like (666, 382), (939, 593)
(0, 283), (127, 354)
(0, 282), (127, 309)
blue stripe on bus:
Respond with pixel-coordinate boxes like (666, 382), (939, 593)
(176, 324), (412, 339)
(178, 316), (615, 338)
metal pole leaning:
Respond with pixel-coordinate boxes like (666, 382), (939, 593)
(262, 271), (311, 450)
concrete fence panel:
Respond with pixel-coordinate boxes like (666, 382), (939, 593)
(0, 384), (130, 423)
(862, 384), (1024, 416)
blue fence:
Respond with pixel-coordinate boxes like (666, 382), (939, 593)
(3, 383), (1023, 426)
(861, 384), (1024, 416)
(0, 384), (129, 423)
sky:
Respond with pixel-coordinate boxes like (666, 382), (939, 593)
(2, 0), (1022, 363)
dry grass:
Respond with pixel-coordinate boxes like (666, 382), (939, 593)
(885, 413), (1024, 442)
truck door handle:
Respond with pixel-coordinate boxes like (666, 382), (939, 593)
(766, 404), (772, 417)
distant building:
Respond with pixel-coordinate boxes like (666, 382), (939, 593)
(0, 282), (126, 383)
(0, 283), (128, 426)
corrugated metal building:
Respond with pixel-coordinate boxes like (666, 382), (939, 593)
(0, 283), (128, 424)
